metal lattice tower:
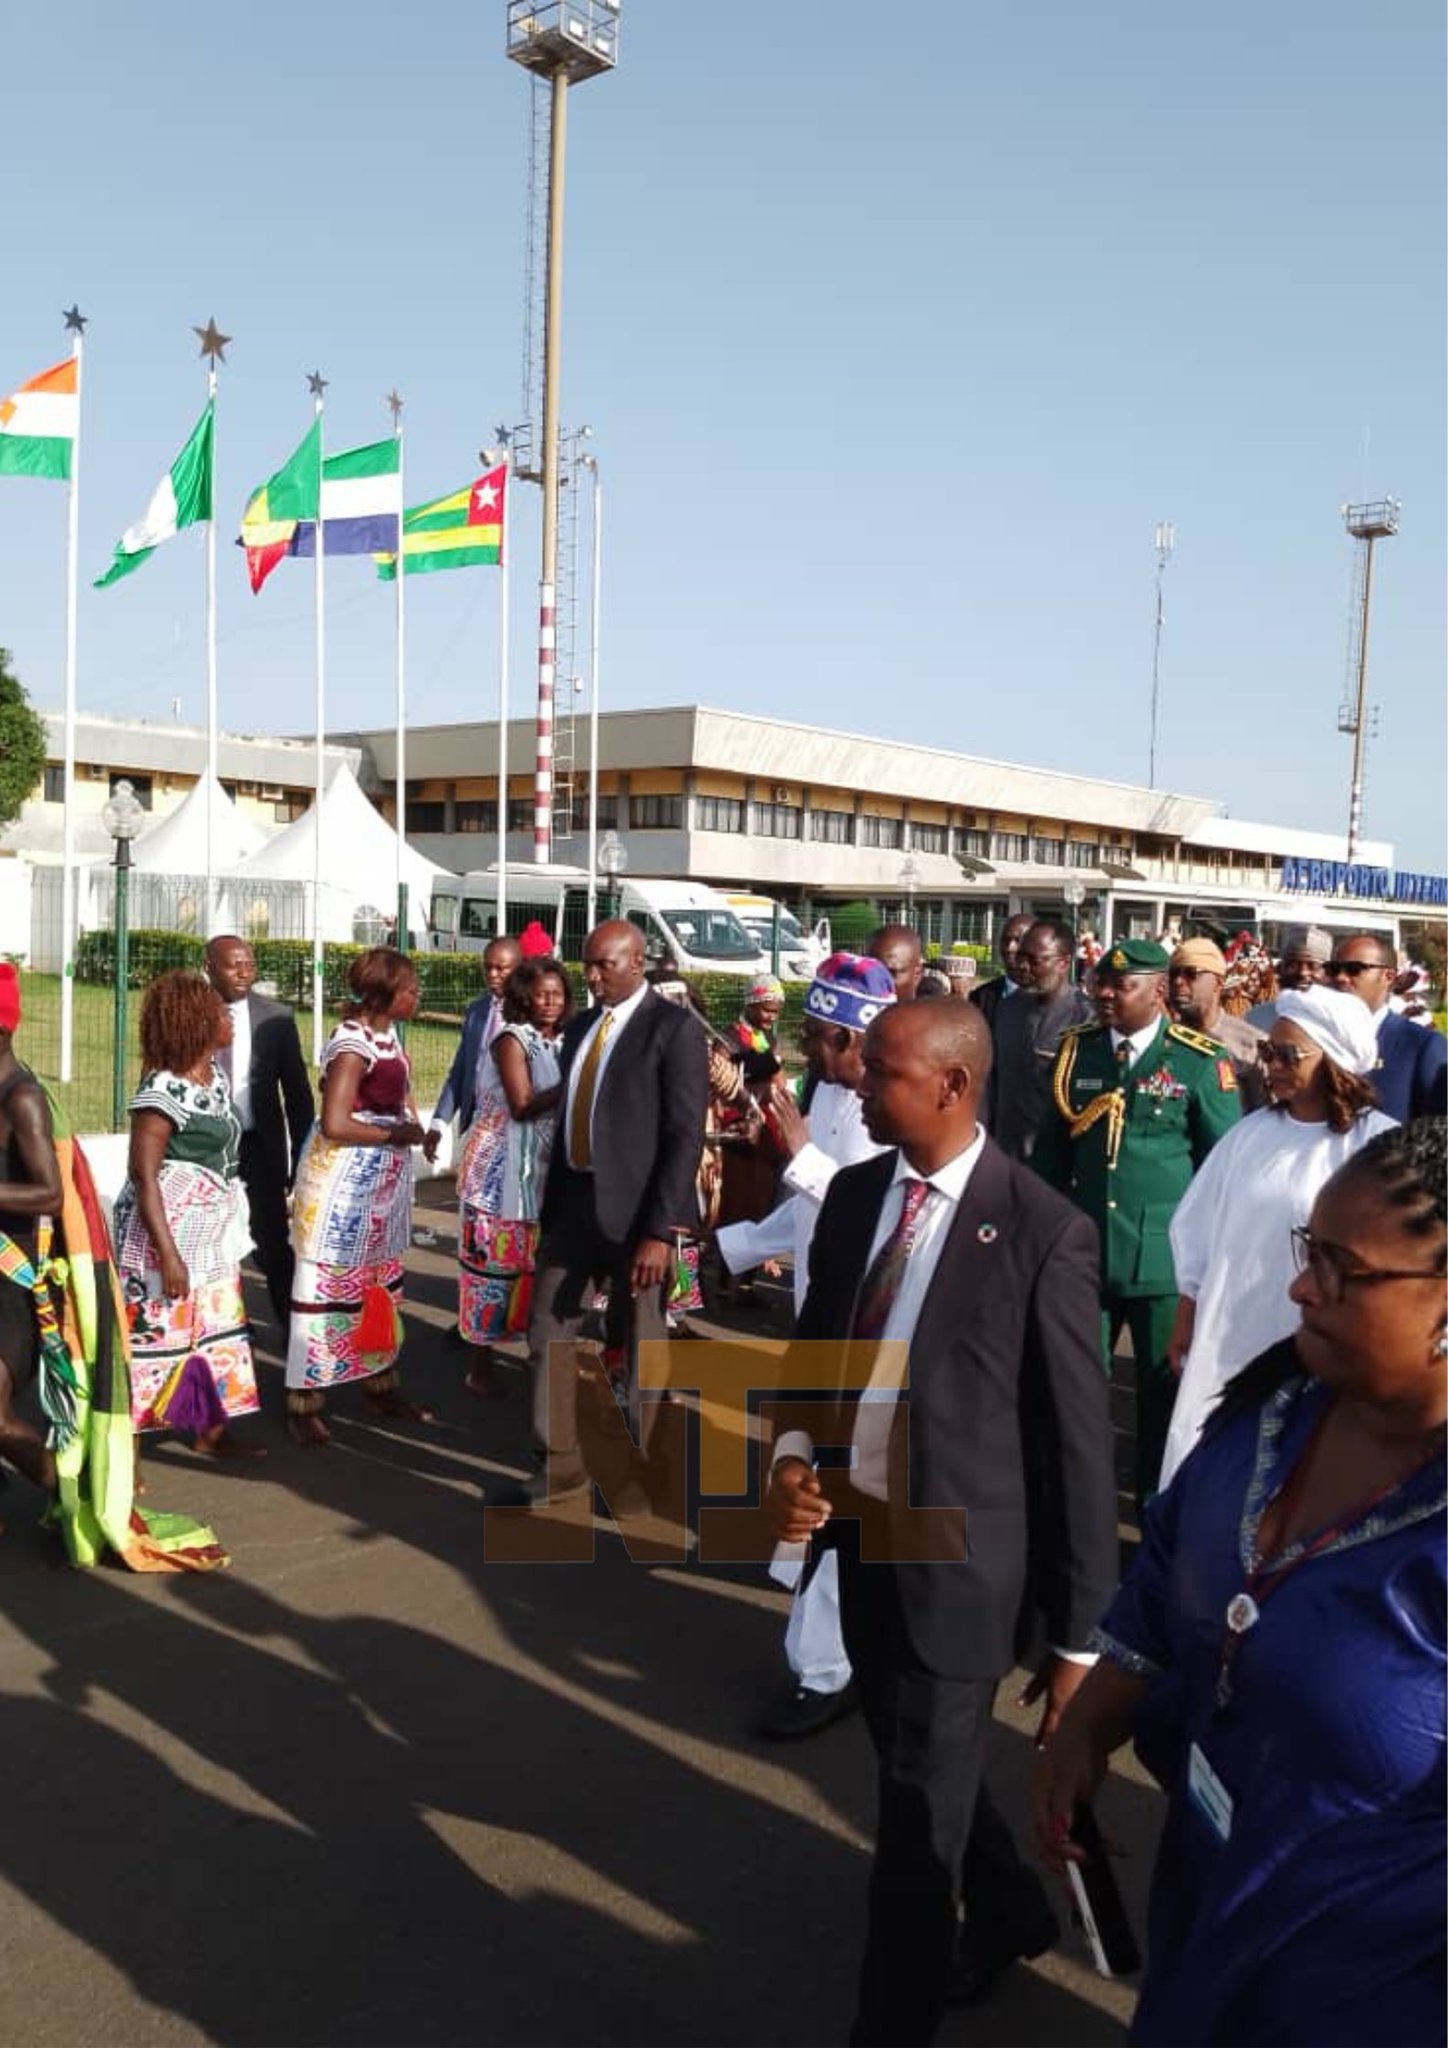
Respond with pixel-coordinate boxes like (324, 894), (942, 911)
(1337, 498), (1399, 859)
(551, 426), (591, 840)
(506, 0), (621, 861)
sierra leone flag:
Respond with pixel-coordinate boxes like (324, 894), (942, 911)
(94, 402), (214, 588)
(289, 439), (402, 560)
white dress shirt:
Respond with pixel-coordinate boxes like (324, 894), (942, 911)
(717, 1081), (885, 1314)
(562, 981), (651, 1169)
(226, 998), (254, 1132)
(1109, 1017), (1165, 1071)
(774, 1125), (987, 1495)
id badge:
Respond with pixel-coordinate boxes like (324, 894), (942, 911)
(1187, 1741), (1234, 1843)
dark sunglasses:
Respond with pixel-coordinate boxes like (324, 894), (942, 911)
(1330, 960), (1389, 979)
(1258, 1042), (1315, 1069)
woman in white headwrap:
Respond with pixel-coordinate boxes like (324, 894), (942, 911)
(1157, 986), (1397, 1489)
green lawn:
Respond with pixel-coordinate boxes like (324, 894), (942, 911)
(15, 972), (462, 1134)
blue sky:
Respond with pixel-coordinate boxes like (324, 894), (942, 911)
(3, 0), (1443, 866)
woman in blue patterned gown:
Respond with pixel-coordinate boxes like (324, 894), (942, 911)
(1035, 1119), (1446, 2047)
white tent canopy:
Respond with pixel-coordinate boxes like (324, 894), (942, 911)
(229, 763), (448, 944)
(127, 771), (268, 874)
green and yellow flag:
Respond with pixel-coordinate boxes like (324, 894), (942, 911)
(376, 462), (505, 579)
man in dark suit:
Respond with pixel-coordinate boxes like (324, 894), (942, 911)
(769, 998), (1118, 2046)
(1329, 932), (1447, 1122)
(497, 920), (708, 1510)
(206, 936), (315, 1328)
(969, 912), (1035, 1033)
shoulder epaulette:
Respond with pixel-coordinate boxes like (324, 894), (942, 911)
(1059, 1020), (1102, 1041)
(1166, 1022), (1229, 1058)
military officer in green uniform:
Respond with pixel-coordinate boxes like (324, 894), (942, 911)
(1033, 937), (1241, 1510)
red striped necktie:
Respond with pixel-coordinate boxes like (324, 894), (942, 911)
(851, 1179), (933, 1341)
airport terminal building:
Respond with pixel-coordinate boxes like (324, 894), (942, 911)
(7, 703), (1442, 957)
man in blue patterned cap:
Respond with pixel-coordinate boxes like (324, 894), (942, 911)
(1033, 937), (1241, 1509)
(724, 952), (897, 1739)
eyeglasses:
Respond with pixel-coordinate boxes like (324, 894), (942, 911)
(1330, 960), (1389, 979)
(1290, 1226), (1443, 1304)
(1258, 1042), (1315, 1069)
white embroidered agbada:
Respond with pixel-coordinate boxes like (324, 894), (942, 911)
(1161, 1103), (1396, 1488)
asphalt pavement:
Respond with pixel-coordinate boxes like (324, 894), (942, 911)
(0, 1177), (1160, 2047)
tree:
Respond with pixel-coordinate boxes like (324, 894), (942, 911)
(0, 650), (47, 830)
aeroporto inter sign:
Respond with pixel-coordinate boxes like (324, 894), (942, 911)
(1279, 856), (1448, 908)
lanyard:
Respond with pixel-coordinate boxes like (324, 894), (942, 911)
(1213, 1400), (1424, 1715)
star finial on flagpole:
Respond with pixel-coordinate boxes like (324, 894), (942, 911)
(494, 424), (512, 448)
(386, 389), (404, 427)
(306, 369), (329, 398)
(194, 317), (231, 364)
(62, 304), (88, 336)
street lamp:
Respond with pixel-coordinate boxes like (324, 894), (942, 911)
(899, 855), (920, 925)
(1063, 875), (1087, 981)
(580, 450), (603, 931)
(102, 777), (145, 1129)
(597, 828), (626, 920)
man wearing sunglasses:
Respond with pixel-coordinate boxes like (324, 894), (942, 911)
(1329, 934), (1446, 1123)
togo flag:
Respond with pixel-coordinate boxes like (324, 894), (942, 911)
(375, 464), (506, 579)
(94, 402), (214, 589)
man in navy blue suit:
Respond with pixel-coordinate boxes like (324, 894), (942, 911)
(1329, 933), (1446, 1123)
(424, 935), (521, 1156)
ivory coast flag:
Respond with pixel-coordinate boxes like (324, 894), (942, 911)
(375, 463), (506, 579)
(94, 401), (214, 589)
(0, 357), (78, 480)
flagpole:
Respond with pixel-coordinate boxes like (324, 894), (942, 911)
(205, 362), (219, 933)
(59, 310), (85, 1086)
(388, 392), (406, 951)
(496, 457), (511, 939)
(310, 375), (327, 1065)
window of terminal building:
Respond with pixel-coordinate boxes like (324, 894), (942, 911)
(1031, 835), (1065, 866)
(960, 828), (991, 859)
(274, 794), (307, 824)
(111, 773), (152, 811)
(991, 830), (1028, 861)
(455, 800), (499, 833)
(859, 814), (903, 850)
(1066, 839), (1099, 867)
(909, 821), (948, 855)
(631, 794), (683, 830)
(696, 795), (746, 833)
(43, 765), (65, 802)
(753, 801), (802, 839)
(507, 798), (533, 833)
(408, 802), (447, 832)
(810, 807), (855, 845)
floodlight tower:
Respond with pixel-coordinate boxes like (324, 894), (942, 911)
(507, 0), (620, 864)
(1337, 497), (1399, 860)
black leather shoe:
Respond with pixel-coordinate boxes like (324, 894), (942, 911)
(948, 1897), (1061, 2007)
(757, 1681), (859, 1741)
(486, 1464), (590, 1510)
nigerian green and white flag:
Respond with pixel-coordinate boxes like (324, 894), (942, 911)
(94, 401), (214, 588)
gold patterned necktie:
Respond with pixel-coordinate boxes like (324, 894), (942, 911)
(568, 1008), (615, 1169)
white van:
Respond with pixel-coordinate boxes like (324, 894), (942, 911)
(721, 893), (830, 980)
(429, 865), (770, 978)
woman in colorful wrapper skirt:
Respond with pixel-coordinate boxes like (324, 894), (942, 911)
(456, 956), (571, 1384)
(285, 948), (428, 1446)
(113, 971), (263, 1457)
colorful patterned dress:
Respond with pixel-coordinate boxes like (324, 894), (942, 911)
(286, 1019), (413, 1399)
(456, 1021), (560, 1343)
(114, 1068), (259, 1431)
